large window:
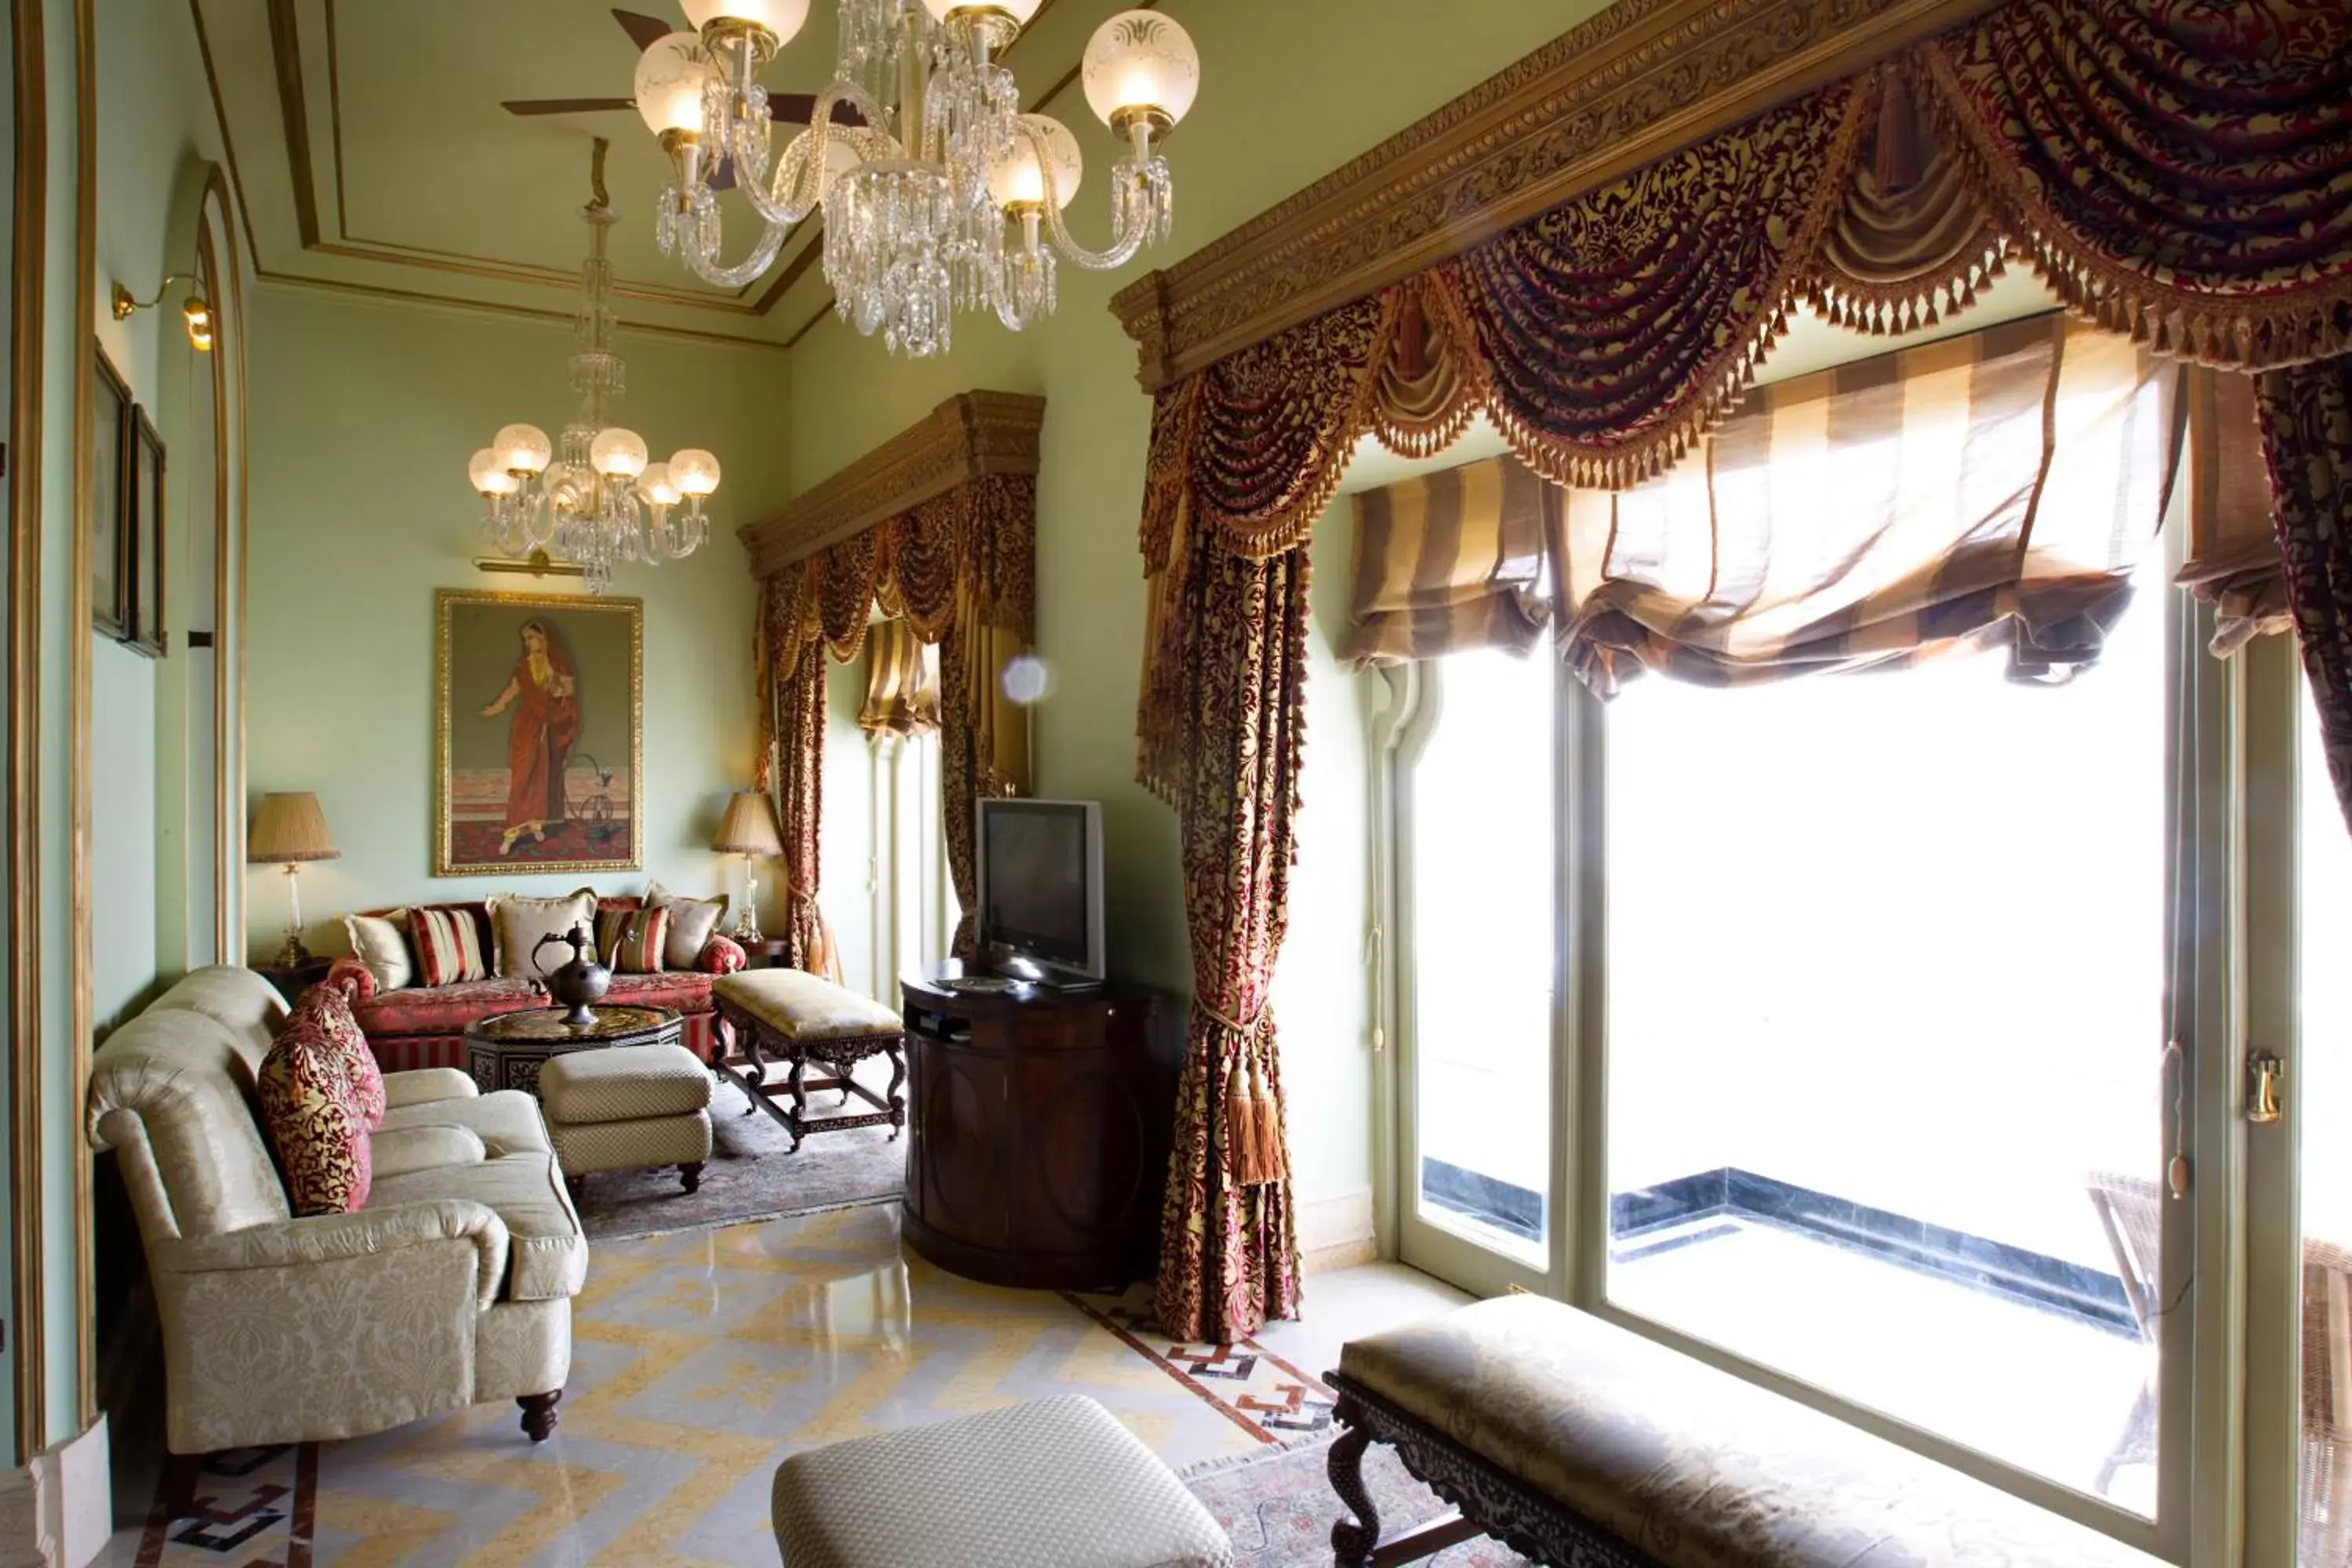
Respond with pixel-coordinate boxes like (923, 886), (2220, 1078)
(1603, 555), (2168, 1510)
(2300, 685), (2352, 1561)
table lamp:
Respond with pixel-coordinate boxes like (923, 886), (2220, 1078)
(713, 789), (783, 943)
(249, 791), (339, 966)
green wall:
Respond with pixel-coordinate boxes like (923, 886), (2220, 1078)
(777, 0), (1599, 1227)
(243, 289), (793, 953)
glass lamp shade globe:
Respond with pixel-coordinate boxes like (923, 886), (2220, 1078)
(920, 0), (1044, 24)
(986, 114), (1083, 211)
(493, 423), (553, 473)
(633, 34), (716, 136)
(681, 0), (811, 42)
(540, 461), (582, 506)
(1082, 10), (1200, 129)
(636, 462), (683, 506)
(590, 426), (651, 479)
(669, 448), (723, 496)
(468, 448), (519, 497)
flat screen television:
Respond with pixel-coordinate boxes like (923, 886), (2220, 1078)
(975, 797), (1106, 984)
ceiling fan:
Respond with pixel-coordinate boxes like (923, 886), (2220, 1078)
(500, 8), (863, 190)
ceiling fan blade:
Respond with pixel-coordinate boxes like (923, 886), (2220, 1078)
(768, 93), (866, 128)
(612, 8), (673, 51)
(503, 97), (637, 116)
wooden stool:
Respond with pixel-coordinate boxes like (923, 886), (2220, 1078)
(711, 970), (906, 1152)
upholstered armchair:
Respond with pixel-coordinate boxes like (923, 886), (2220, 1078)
(86, 967), (581, 1453)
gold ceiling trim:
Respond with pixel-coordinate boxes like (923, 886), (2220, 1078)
(249, 266), (797, 354)
(1110, 0), (2001, 391)
(739, 391), (1046, 576)
(314, 0), (763, 310)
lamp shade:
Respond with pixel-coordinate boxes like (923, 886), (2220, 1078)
(249, 792), (339, 863)
(712, 790), (784, 856)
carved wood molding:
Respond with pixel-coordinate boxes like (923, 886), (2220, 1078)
(739, 390), (1047, 577)
(1110, 0), (2002, 391)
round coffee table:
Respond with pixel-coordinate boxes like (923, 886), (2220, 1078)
(464, 1004), (684, 1097)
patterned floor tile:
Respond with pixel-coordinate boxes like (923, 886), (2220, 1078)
(112, 1203), (1340, 1567)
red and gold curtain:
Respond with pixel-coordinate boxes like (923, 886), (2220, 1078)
(756, 474), (1037, 967)
(1135, 0), (2352, 1341)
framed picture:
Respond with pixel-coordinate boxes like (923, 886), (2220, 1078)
(434, 589), (642, 876)
(90, 346), (131, 641)
(129, 407), (166, 658)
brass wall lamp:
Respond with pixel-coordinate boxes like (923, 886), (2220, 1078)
(110, 273), (214, 352)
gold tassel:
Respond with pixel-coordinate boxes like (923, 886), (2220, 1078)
(1247, 1054), (1287, 1186)
(1225, 1056), (1271, 1188)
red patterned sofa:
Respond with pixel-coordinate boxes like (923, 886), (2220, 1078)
(327, 898), (745, 1074)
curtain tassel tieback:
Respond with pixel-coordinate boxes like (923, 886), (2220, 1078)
(1209, 1000), (1289, 1190)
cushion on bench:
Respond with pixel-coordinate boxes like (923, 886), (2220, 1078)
(715, 970), (902, 1041)
(770, 1396), (1233, 1568)
(1340, 1295), (2162, 1568)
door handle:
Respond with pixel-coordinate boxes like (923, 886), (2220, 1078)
(2247, 1049), (2283, 1125)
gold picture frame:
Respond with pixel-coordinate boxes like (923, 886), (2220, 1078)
(433, 588), (644, 877)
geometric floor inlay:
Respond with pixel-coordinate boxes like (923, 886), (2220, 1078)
(113, 1203), (1334, 1566)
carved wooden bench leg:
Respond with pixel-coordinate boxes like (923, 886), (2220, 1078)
(1329, 1414), (1380, 1568)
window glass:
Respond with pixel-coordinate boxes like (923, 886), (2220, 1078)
(1604, 560), (2168, 1510)
(2299, 688), (2352, 1560)
(1406, 648), (1555, 1263)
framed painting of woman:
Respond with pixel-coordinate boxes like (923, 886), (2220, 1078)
(434, 589), (643, 875)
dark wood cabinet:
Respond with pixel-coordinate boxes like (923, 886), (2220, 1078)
(901, 969), (1172, 1290)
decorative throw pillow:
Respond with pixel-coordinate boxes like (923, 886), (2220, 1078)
(595, 906), (671, 975)
(487, 888), (597, 979)
(292, 983), (386, 1128)
(409, 905), (488, 988)
(699, 933), (747, 975)
(256, 1006), (372, 1217)
(323, 956), (376, 1006)
(342, 911), (414, 993)
(646, 882), (728, 971)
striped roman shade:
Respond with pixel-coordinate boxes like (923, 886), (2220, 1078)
(409, 905), (488, 989)
(1557, 314), (2179, 691)
(1343, 455), (1559, 669)
(858, 619), (942, 738)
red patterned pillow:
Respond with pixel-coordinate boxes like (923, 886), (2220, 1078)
(257, 1007), (372, 1216)
(699, 934), (747, 975)
(291, 984), (385, 1128)
(410, 904), (487, 987)
(595, 906), (670, 974)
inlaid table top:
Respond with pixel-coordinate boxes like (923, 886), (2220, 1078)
(464, 1004), (686, 1097)
(466, 1005), (680, 1045)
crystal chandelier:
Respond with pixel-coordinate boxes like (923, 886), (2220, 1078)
(465, 139), (723, 593)
(633, 0), (1200, 357)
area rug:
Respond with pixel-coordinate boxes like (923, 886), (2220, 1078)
(571, 1074), (906, 1241)
(1186, 1439), (1535, 1567)
(1065, 1283), (1342, 1445)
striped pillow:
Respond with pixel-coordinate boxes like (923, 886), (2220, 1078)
(409, 905), (487, 988)
(596, 906), (670, 975)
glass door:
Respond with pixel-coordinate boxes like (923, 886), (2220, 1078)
(1392, 648), (1561, 1296)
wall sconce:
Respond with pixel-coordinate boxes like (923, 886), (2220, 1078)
(110, 274), (214, 353)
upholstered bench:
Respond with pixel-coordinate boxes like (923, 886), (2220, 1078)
(711, 970), (905, 1152)
(538, 1042), (712, 1196)
(1328, 1294), (2167, 1567)
(771, 1396), (1234, 1568)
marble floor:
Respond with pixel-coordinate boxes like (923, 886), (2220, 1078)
(105, 1203), (1465, 1566)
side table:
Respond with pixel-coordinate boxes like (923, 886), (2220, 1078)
(256, 956), (333, 1005)
(463, 1004), (684, 1097)
(740, 938), (793, 971)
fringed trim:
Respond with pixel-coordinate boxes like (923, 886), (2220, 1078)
(1365, 277), (1482, 459)
(1808, 237), (2010, 336)
(1920, 45), (2352, 372)
(1425, 78), (1873, 493)
(1139, 376), (1205, 580)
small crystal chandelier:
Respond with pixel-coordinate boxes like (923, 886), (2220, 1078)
(633, 0), (1200, 358)
(466, 138), (722, 592)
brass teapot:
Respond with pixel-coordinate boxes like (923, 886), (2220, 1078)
(533, 922), (610, 1025)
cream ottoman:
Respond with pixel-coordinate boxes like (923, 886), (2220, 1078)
(771, 1396), (1233, 1568)
(538, 1042), (713, 1195)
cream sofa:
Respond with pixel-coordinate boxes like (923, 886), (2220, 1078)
(85, 966), (583, 1453)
